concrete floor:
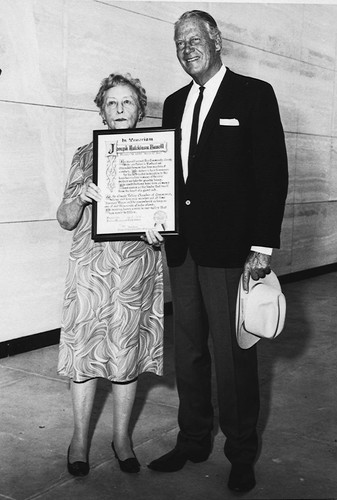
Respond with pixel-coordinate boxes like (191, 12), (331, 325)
(0, 272), (336, 500)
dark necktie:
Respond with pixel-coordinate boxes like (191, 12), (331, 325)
(188, 86), (205, 170)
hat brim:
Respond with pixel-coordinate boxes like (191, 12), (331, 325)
(236, 271), (283, 349)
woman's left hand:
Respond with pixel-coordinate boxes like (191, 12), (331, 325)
(142, 229), (164, 247)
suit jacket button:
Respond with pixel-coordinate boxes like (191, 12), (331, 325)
(185, 200), (191, 205)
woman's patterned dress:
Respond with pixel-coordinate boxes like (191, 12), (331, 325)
(57, 143), (163, 382)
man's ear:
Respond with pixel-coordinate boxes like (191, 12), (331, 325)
(215, 34), (222, 52)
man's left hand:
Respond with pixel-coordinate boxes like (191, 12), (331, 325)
(243, 251), (271, 293)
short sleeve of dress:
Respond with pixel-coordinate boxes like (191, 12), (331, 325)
(62, 143), (93, 202)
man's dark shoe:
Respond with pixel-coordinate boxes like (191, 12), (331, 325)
(147, 447), (209, 472)
(228, 463), (256, 492)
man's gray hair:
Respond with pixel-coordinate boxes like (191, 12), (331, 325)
(174, 10), (222, 47)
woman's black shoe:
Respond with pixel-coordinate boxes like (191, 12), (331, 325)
(67, 446), (90, 477)
(111, 442), (140, 473)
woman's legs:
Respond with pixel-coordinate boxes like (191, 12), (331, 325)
(112, 379), (138, 459)
(69, 378), (98, 462)
(69, 377), (138, 462)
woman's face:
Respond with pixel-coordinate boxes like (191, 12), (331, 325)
(101, 84), (140, 129)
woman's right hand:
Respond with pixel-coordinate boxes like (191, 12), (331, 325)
(79, 180), (102, 205)
(142, 229), (164, 247)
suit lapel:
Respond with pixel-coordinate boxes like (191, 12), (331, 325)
(170, 83), (192, 186)
(174, 83), (192, 128)
(196, 68), (237, 156)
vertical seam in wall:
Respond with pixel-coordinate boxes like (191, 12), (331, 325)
(289, 137), (297, 274)
(61, 0), (68, 186)
(289, 4), (306, 274)
(331, 6), (337, 137)
(329, 21), (337, 206)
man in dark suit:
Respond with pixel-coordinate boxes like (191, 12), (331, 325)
(147, 10), (288, 492)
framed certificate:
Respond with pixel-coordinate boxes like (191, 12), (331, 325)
(92, 127), (179, 241)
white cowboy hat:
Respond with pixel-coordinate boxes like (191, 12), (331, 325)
(236, 271), (286, 349)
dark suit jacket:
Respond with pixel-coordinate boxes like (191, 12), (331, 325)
(163, 68), (288, 268)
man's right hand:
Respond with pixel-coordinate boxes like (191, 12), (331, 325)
(242, 251), (271, 293)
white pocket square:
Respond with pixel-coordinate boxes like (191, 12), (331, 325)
(219, 118), (239, 126)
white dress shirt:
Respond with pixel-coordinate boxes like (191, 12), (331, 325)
(180, 65), (272, 256)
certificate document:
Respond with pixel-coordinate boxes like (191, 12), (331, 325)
(92, 128), (178, 241)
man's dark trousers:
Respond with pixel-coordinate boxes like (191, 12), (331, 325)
(169, 250), (260, 465)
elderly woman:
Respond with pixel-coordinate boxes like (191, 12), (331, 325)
(57, 73), (163, 476)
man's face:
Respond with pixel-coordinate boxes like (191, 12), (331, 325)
(174, 18), (221, 85)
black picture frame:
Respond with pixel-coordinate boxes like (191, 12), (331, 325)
(92, 127), (179, 241)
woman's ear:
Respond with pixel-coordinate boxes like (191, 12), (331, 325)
(100, 111), (107, 125)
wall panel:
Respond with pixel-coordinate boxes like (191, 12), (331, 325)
(0, 221), (71, 338)
(332, 74), (337, 138)
(214, 3), (303, 61)
(272, 204), (294, 276)
(0, 102), (64, 222)
(65, 0), (190, 113)
(301, 5), (337, 69)
(330, 138), (337, 200)
(294, 135), (333, 204)
(284, 133), (296, 205)
(292, 201), (337, 270)
(0, 0), (64, 106)
(297, 64), (334, 136)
